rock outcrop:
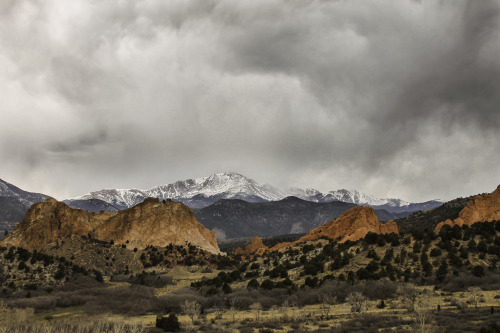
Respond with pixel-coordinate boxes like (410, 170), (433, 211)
(271, 206), (398, 250)
(1, 198), (221, 254)
(435, 185), (500, 232)
(234, 236), (269, 256)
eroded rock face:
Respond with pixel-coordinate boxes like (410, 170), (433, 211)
(271, 206), (398, 250)
(436, 185), (500, 232)
(1, 198), (221, 254)
(234, 236), (269, 256)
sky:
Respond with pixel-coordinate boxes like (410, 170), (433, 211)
(1, 0), (499, 202)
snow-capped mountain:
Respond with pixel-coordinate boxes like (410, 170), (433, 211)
(291, 188), (410, 207)
(69, 172), (286, 209)
(289, 188), (443, 214)
(67, 172), (443, 213)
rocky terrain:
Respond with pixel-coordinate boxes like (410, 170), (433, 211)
(1, 198), (221, 255)
(436, 185), (500, 231)
(234, 236), (269, 256)
(271, 206), (398, 250)
(395, 195), (474, 233)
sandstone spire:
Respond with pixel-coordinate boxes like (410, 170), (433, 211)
(234, 236), (269, 256)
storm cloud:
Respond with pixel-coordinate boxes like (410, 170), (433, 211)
(1, 0), (499, 202)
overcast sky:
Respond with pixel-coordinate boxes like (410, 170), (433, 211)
(1, 0), (499, 202)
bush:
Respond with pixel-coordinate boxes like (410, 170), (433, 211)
(472, 265), (485, 278)
(156, 314), (180, 332)
(247, 279), (260, 289)
(450, 298), (468, 311)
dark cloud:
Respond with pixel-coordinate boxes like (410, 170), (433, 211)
(0, 0), (499, 202)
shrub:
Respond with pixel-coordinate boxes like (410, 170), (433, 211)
(472, 265), (485, 278)
(450, 298), (468, 311)
(156, 314), (180, 332)
(247, 279), (260, 289)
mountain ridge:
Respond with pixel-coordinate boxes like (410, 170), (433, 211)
(192, 196), (407, 240)
(67, 172), (442, 213)
(0, 178), (52, 233)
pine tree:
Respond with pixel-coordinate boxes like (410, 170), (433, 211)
(436, 259), (448, 282)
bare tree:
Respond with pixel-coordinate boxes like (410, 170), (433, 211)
(467, 286), (482, 309)
(281, 299), (290, 323)
(228, 297), (237, 323)
(181, 300), (201, 323)
(413, 291), (435, 333)
(401, 284), (420, 313)
(249, 302), (262, 322)
(346, 291), (366, 314)
(213, 298), (225, 317)
(319, 293), (337, 318)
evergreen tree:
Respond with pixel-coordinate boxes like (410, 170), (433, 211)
(436, 259), (448, 282)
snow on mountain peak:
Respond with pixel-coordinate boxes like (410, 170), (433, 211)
(67, 172), (435, 210)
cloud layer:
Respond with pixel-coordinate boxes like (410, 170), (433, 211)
(1, 0), (499, 202)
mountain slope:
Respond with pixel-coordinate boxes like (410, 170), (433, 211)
(193, 196), (406, 239)
(0, 178), (51, 232)
(395, 196), (475, 233)
(64, 198), (118, 213)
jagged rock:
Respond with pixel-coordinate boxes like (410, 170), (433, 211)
(436, 185), (500, 232)
(1, 198), (221, 254)
(234, 236), (269, 256)
(271, 206), (398, 250)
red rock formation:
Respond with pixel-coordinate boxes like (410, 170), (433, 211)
(271, 206), (398, 251)
(234, 236), (268, 256)
(1, 198), (221, 254)
(436, 185), (500, 232)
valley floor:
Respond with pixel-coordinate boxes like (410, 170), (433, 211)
(1, 266), (500, 333)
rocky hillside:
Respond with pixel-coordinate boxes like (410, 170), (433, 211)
(1, 198), (221, 255)
(395, 196), (474, 233)
(436, 184), (500, 231)
(271, 206), (398, 250)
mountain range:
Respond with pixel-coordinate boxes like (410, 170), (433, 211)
(192, 196), (408, 239)
(1, 172), (443, 236)
(66, 172), (443, 213)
